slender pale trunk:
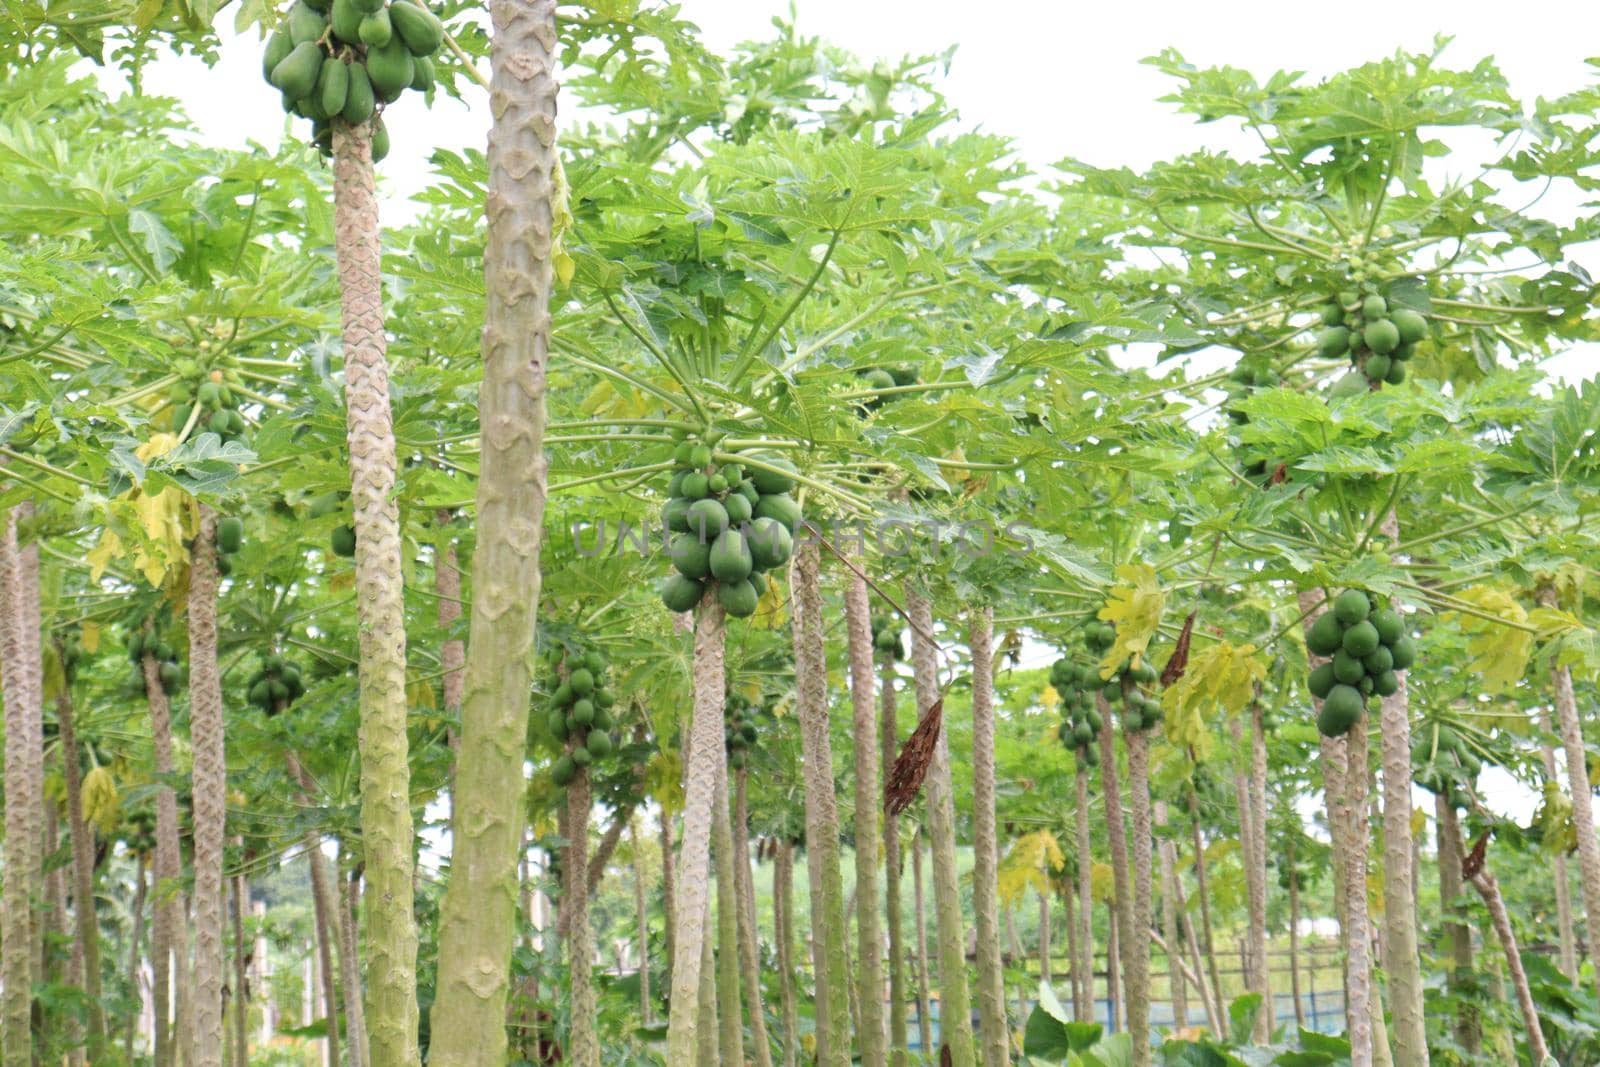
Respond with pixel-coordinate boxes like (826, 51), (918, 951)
(187, 506), (228, 1067)
(286, 754), (342, 1067)
(1155, 801), (1186, 1032)
(733, 769), (774, 1067)
(1106, 902), (1120, 1032)
(1468, 866), (1550, 1063)
(1537, 708), (1578, 980)
(1074, 770), (1094, 1024)
(331, 114), (420, 1066)
(1096, 697), (1138, 1050)
(881, 662), (909, 1067)
(1039, 891), (1053, 985)
(1188, 815), (1225, 1033)
(428, 4), (558, 1062)
(911, 829), (934, 1056)
(909, 590), (976, 1067)
(232, 875), (251, 1067)
(145, 636), (183, 1067)
(633, 821), (652, 1024)
(55, 645), (107, 1057)
(1288, 855), (1304, 1032)
(665, 598), (728, 1066)
(1435, 798), (1477, 1053)
(564, 768), (600, 1067)
(1, 503), (41, 1067)
(967, 608), (1009, 1067)
(845, 567), (887, 1067)
(1124, 719), (1153, 1066)
(126, 854), (148, 1064)
(1172, 842), (1221, 1039)
(1377, 668), (1427, 1067)
(696, 900), (718, 1065)
(1245, 709), (1272, 1043)
(660, 816), (676, 989)
(793, 542), (852, 1066)
(775, 840), (800, 1067)
(713, 760), (744, 1066)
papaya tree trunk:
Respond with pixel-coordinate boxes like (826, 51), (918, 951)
(1340, 718), (1375, 1067)
(1173, 838), (1221, 1039)
(733, 768), (774, 1067)
(775, 839), (800, 1067)
(1470, 865), (1549, 1064)
(633, 820), (652, 1025)
(845, 565), (887, 1067)
(1039, 890), (1052, 986)
(1245, 709), (1272, 1043)
(1188, 813), (1226, 1035)
(1106, 901), (1120, 1032)
(1377, 667), (1428, 1067)
(331, 115), (421, 1067)
(665, 597), (727, 1067)
(232, 874), (250, 1067)
(565, 767), (600, 1067)
(1155, 801), (1186, 1033)
(427, 1), (559, 1061)
(1074, 769), (1094, 1024)
(968, 608), (1009, 1067)
(1538, 708), (1578, 981)
(660, 815), (676, 992)
(1124, 721), (1154, 1067)
(126, 853), (147, 1065)
(0, 503), (41, 1067)
(1288, 854), (1304, 1032)
(793, 542), (852, 1067)
(912, 828), (934, 1056)
(908, 590), (976, 1067)
(713, 758), (744, 1066)
(1096, 696), (1137, 1053)
(881, 661), (909, 1067)
(1435, 797), (1477, 1054)
(697, 900), (719, 1065)
(144, 635), (183, 1067)
(286, 753), (341, 1067)
(187, 505), (228, 1067)
(55, 641), (107, 1058)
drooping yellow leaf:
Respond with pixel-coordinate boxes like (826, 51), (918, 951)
(1158, 641), (1266, 759)
(407, 672), (438, 712)
(81, 621), (100, 654)
(752, 576), (789, 631)
(1447, 585), (1532, 691)
(82, 767), (121, 835)
(1097, 563), (1165, 678)
(88, 529), (123, 583)
(1536, 781), (1578, 855)
(646, 749), (684, 816)
(997, 829), (1066, 907)
(1409, 806), (1427, 839)
(1040, 684), (1061, 712)
(1090, 861), (1115, 904)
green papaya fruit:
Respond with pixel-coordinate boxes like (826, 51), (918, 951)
(551, 755), (576, 786)
(217, 517), (244, 554)
(747, 517), (793, 570)
(718, 578), (759, 618)
(1371, 608), (1403, 645)
(365, 37), (414, 98)
(159, 662), (182, 689)
(271, 41), (325, 100)
(586, 730), (614, 758)
(1362, 295), (1388, 321)
(390, 0), (444, 55)
(864, 368), (896, 391)
(1363, 645), (1394, 675)
(1390, 308), (1427, 345)
(350, 0), (384, 12)
(707, 473), (728, 494)
(686, 498), (728, 538)
(688, 444), (713, 469)
(661, 573), (704, 613)
(1342, 620), (1380, 658)
(663, 497), (692, 533)
(709, 529), (753, 582)
(570, 745), (592, 766)
(342, 61), (375, 122)
(1385, 361), (1406, 385)
(1318, 685), (1364, 737)
(1333, 589), (1371, 625)
(1319, 303), (1344, 326)
(723, 492), (753, 524)
(1316, 326), (1350, 357)
(583, 651), (605, 674)
(1389, 636), (1416, 670)
(669, 532), (712, 581)
(673, 441), (694, 467)
(170, 402), (194, 434)
(1332, 650), (1366, 686)
(751, 493), (802, 530)
(287, 1), (328, 45)
(1307, 662), (1337, 699)
(680, 472), (710, 499)
(1363, 318), (1400, 355)
(570, 699), (595, 727)
(1306, 613), (1344, 656)
(550, 682), (573, 706)
(358, 8), (392, 46)
(747, 456), (798, 494)
(263, 27), (295, 81)
(318, 55), (349, 116)
(1329, 371), (1369, 399)
(1364, 355), (1391, 382)
(217, 554), (233, 576)
(329, 0), (363, 42)
(331, 525), (357, 557)
(370, 118), (389, 162)
(569, 668), (595, 696)
(410, 55), (435, 92)
(250, 680), (271, 707)
(548, 709), (568, 741)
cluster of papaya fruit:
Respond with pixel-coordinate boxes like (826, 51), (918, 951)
(544, 647), (619, 789)
(1305, 590), (1416, 737)
(1048, 656), (1105, 768)
(261, 0), (445, 161)
(244, 652), (308, 715)
(1412, 724), (1479, 811)
(724, 693), (761, 770)
(214, 516), (244, 576)
(307, 491), (358, 558)
(1314, 291), (1427, 387)
(854, 365), (918, 413)
(870, 613), (904, 661)
(659, 438), (801, 619)
(1085, 621), (1162, 734)
(167, 370), (250, 445)
(127, 629), (184, 695)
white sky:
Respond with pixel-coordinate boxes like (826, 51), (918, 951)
(120, 2), (1597, 828)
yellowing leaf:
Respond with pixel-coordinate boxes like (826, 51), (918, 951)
(1159, 641), (1266, 759)
(997, 829), (1066, 907)
(1447, 586), (1532, 691)
(1097, 563), (1165, 678)
(1409, 806), (1427, 839)
(1536, 781), (1577, 855)
(407, 673), (437, 711)
(752, 577), (789, 631)
(82, 767), (120, 836)
(1040, 684), (1061, 712)
(81, 621), (100, 654)
(1090, 861), (1115, 904)
(646, 749), (684, 816)
(88, 529), (124, 583)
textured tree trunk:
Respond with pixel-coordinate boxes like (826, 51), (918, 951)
(775, 840), (800, 1067)
(733, 769), (775, 1067)
(286, 753), (342, 1067)
(908, 590), (976, 1067)
(1074, 769), (1094, 1024)
(912, 829), (934, 1056)
(1039, 890), (1053, 986)
(435, 511), (465, 724)
(1124, 726), (1153, 1063)
(55, 645), (107, 1058)
(881, 661), (909, 1067)
(697, 901), (719, 1065)
(564, 768), (600, 1067)
(1188, 815), (1226, 1034)
(1470, 867), (1549, 1064)
(665, 598), (728, 1066)
(1155, 801), (1186, 1033)
(1106, 902), (1120, 1032)
(846, 567), (887, 1067)
(793, 542), (853, 1067)
(633, 821), (652, 1024)
(187, 506), (228, 1067)
(660, 815), (676, 992)
(232, 875), (250, 1067)
(331, 114), (421, 1067)
(1377, 669), (1428, 1067)
(1, 503), (41, 1067)
(713, 760), (745, 1066)
(1173, 839), (1221, 1039)
(428, 2), (559, 1061)
(1536, 708), (1579, 980)
(145, 634), (183, 1067)
(1247, 709), (1272, 1043)
(1340, 720), (1375, 1067)
(1288, 856), (1304, 1032)
(1096, 696), (1139, 1056)
(126, 854), (148, 1065)
(968, 608), (1009, 1067)
(1435, 798), (1477, 1054)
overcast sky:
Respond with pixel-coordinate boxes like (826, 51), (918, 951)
(120, 2), (1597, 825)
